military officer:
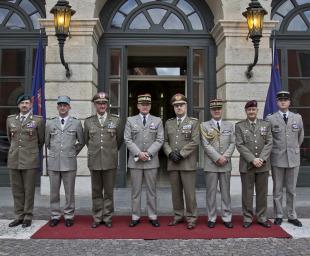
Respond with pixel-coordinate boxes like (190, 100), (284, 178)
(6, 94), (45, 228)
(266, 91), (304, 227)
(200, 99), (235, 229)
(45, 96), (84, 227)
(84, 92), (123, 228)
(163, 93), (199, 230)
(235, 100), (273, 228)
(124, 94), (164, 227)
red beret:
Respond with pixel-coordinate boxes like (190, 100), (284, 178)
(245, 100), (257, 109)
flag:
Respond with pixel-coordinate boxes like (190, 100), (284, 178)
(31, 32), (46, 120)
(263, 38), (282, 118)
(31, 32), (45, 173)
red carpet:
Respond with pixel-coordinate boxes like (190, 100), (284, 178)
(31, 215), (291, 240)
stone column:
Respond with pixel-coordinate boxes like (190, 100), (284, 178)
(40, 19), (103, 195)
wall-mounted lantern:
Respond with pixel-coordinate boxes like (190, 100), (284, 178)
(50, 0), (75, 78)
(242, 0), (268, 79)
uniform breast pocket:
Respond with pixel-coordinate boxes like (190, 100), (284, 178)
(89, 129), (97, 138)
(108, 128), (116, 137)
(272, 127), (280, 133)
(26, 128), (35, 138)
(50, 130), (58, 136)
(10, 128), (18, 137)
(182, 130), (192, 140)
(67, 130), (76, 136)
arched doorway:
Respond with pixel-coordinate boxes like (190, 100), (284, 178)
(98, 0), (216, 187)
(272, 0), (310, 186)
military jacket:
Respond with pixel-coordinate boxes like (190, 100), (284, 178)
(45, 116), (84, 171)
(84, 113), (122, 171)
(200, 120), (235, 172)
(163, 116), (199, 171)
(124, 114), (164, 169)
(6, 113), (45, 169)
(235, 119), (273, 173)
(266, 112), (304, 168)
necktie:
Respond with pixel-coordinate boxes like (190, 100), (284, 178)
(177, 118), (181, 127)
(20, 116), (25, 123)
(251, 122), (256, 131)
(143, 115), (146, 126)
(217, 121), (220, 131)
(61, 118), (65, 125)
(99, 116), (104, 126)
(283, 113), (288, 124)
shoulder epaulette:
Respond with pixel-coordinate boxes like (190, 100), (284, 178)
(33, 115), (43, 118)
(8, 114), (16, 118)
(189, 117), (198, 121)
(236, 120), (245, 124)
(86, 115), (95, 119)
(167, 117), (175, 121)
(111, 114), (119, 118)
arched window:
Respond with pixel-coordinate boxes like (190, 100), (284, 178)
(102, 0), (213, 33)
(0, 0), (45, 183)
(272, 0), (310, 185)
(0, 0), (44, 31)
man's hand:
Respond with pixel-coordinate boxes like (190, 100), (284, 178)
(139, 152), (149, 161)
(169, 151), (182, 163)
(252, 158), (264, 168)
(216, 156), (228, 166)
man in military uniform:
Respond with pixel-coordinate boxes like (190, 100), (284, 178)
(235, 100), (273, 228)
(200, 99), (235, 229)
(84, 92), (123, 228)
(163, 93), (199, 230)
(6, 94), (45, 228)
(266, 91), (304, 227)
(124, 94), (164, 227)
(45, 96), (84, 227)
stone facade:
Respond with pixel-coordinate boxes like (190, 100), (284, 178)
(40, 0), (276, 194)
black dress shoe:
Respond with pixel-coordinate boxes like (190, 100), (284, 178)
(168, 219), (184, 226)
(65, 219), (74, 227)
(91, 221), (101, 228)
(103, 222), (112, 228)
(223, 221), (233, 228)
(149, 219), (160, 227)
(257, 221), (271, 228)
(288, 219), (302, 227)
(22, 220), (32, 228)
(207, 221), (216, 228)
(49, 219), (60, 227)
(187, 223), (196, 230)
(129, 219), (140, 227)
(8, 219), (23, 227)
(243, 222), (252, 228)
(274, 218), (283, 225)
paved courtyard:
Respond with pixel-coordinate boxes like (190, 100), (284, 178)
(1, 187), (310, 255)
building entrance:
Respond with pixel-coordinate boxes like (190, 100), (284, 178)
(127, 80), (185, 186)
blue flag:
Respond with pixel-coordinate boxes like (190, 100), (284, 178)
(31, 33), (45, 172)
(263, 41), (282, 118)
(31, 33), (46, 120)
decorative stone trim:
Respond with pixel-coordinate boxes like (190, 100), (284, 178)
(39, 18), (104, 44)
(211, 20), (278, 46)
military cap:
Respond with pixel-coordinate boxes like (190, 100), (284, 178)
(16, 94), (31, 105)
(137, 94), (152, 104)
(92, 92), (109, 103)
(209, 99), (223, 109)
(276, 90), (290, 100)
(245, 100), (258, 109)
(57, 95), (71, 105)
(171, 93), (187, 105)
